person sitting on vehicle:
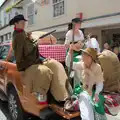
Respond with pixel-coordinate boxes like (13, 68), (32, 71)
(66, 47), (106, 120)
(9, 14), (69, 103)
(65, 18), (85, 87)
(64, 18), (84, 49)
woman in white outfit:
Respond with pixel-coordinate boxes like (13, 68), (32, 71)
(65, 18), (85, 86)
(66, 47), (106, 120)
(64, 18), (84, 49)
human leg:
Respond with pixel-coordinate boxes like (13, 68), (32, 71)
(78, 92), (94, 120)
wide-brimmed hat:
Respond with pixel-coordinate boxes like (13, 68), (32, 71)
(72, 18), (82, 23)
(81, 48), (97, 60)
(9, 14), (27, 25)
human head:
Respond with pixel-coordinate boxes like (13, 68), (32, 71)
(9, 14), (27, 29)
(72, 18), (82, 31)
(112, 46), (119, 55)
(81, 48), (97, 67)
(104, 43), (110, 50)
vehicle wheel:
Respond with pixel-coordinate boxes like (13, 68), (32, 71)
(8, 87), (24, 120)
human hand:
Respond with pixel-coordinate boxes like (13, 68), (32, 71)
(94, 94), (99, 102)
(69, 44), (74, 53)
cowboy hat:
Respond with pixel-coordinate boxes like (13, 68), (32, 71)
(72, 18), (82, 23)
(9, 14), (27, 25)
(81, 48), (97, 60)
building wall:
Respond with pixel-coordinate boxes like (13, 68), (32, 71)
(23, 0), (120, 32)
(23, 0), (81, 32)
(0, 0), (23, 43)
(77, 0), (120, 19)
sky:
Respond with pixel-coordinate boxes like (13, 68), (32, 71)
(0, 0), (5, 6)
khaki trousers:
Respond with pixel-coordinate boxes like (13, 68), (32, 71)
(44, 59), (69, 101)
(23, 64), (53, 95)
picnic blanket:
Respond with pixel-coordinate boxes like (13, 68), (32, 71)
(38, 45), (66, 62)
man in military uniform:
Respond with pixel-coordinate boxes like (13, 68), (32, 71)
(9, 14), (69, 102)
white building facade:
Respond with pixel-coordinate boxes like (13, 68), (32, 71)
(0, 0), (120, 47)
(0, 0), (23, 43)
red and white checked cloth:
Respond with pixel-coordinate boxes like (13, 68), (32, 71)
(38, 45), (66, 62)
(104, 92), (120, 116)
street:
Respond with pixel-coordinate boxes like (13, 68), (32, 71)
(0, 100), (120, 120)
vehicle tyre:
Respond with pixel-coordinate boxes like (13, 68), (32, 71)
(8, 87), (24, 120)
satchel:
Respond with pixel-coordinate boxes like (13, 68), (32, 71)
(64, 95), (79, 112)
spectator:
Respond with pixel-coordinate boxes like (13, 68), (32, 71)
(103, 42), (111, 51)
(112, 46), (120, 61)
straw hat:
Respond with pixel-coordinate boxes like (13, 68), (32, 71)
(81, 48), (97, 60)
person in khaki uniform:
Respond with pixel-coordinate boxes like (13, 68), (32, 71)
(9, 14), (69, 102)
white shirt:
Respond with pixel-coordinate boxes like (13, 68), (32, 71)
(86, 38), (100, 52)
(65, 30), (84, 45)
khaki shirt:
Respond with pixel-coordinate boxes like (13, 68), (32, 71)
(66, 53), (104, 94)
(12, 30), (41, 71)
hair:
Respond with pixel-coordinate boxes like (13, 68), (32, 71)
(68, 23), (73, 30)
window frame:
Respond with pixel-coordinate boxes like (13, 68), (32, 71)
(52, 0), (65, 18)
(26, 3), (35, 26)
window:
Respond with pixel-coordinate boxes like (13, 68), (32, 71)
(53, 0), (64, 17)
(8, 33), (11, 40)
(15, 12), (18, 16)
(8, 14), (11, 22)
(4, 11), (8, 25)
(5, 34), (8, 42)
(0, 36), (4, 43)
(41, 0), (49, 5)
(27, 3), (34, 25)
(4, 16), (7, 25)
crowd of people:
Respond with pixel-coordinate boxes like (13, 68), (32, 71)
(9, 14), (120, 120)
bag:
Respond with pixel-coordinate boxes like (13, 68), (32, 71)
(104, 92), (120, 116)
(98, 50), (120, 92)
(64, 84), (84, 112)
(64, 95), (79, 112)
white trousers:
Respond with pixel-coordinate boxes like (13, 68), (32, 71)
(78, 92), (94, 120)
